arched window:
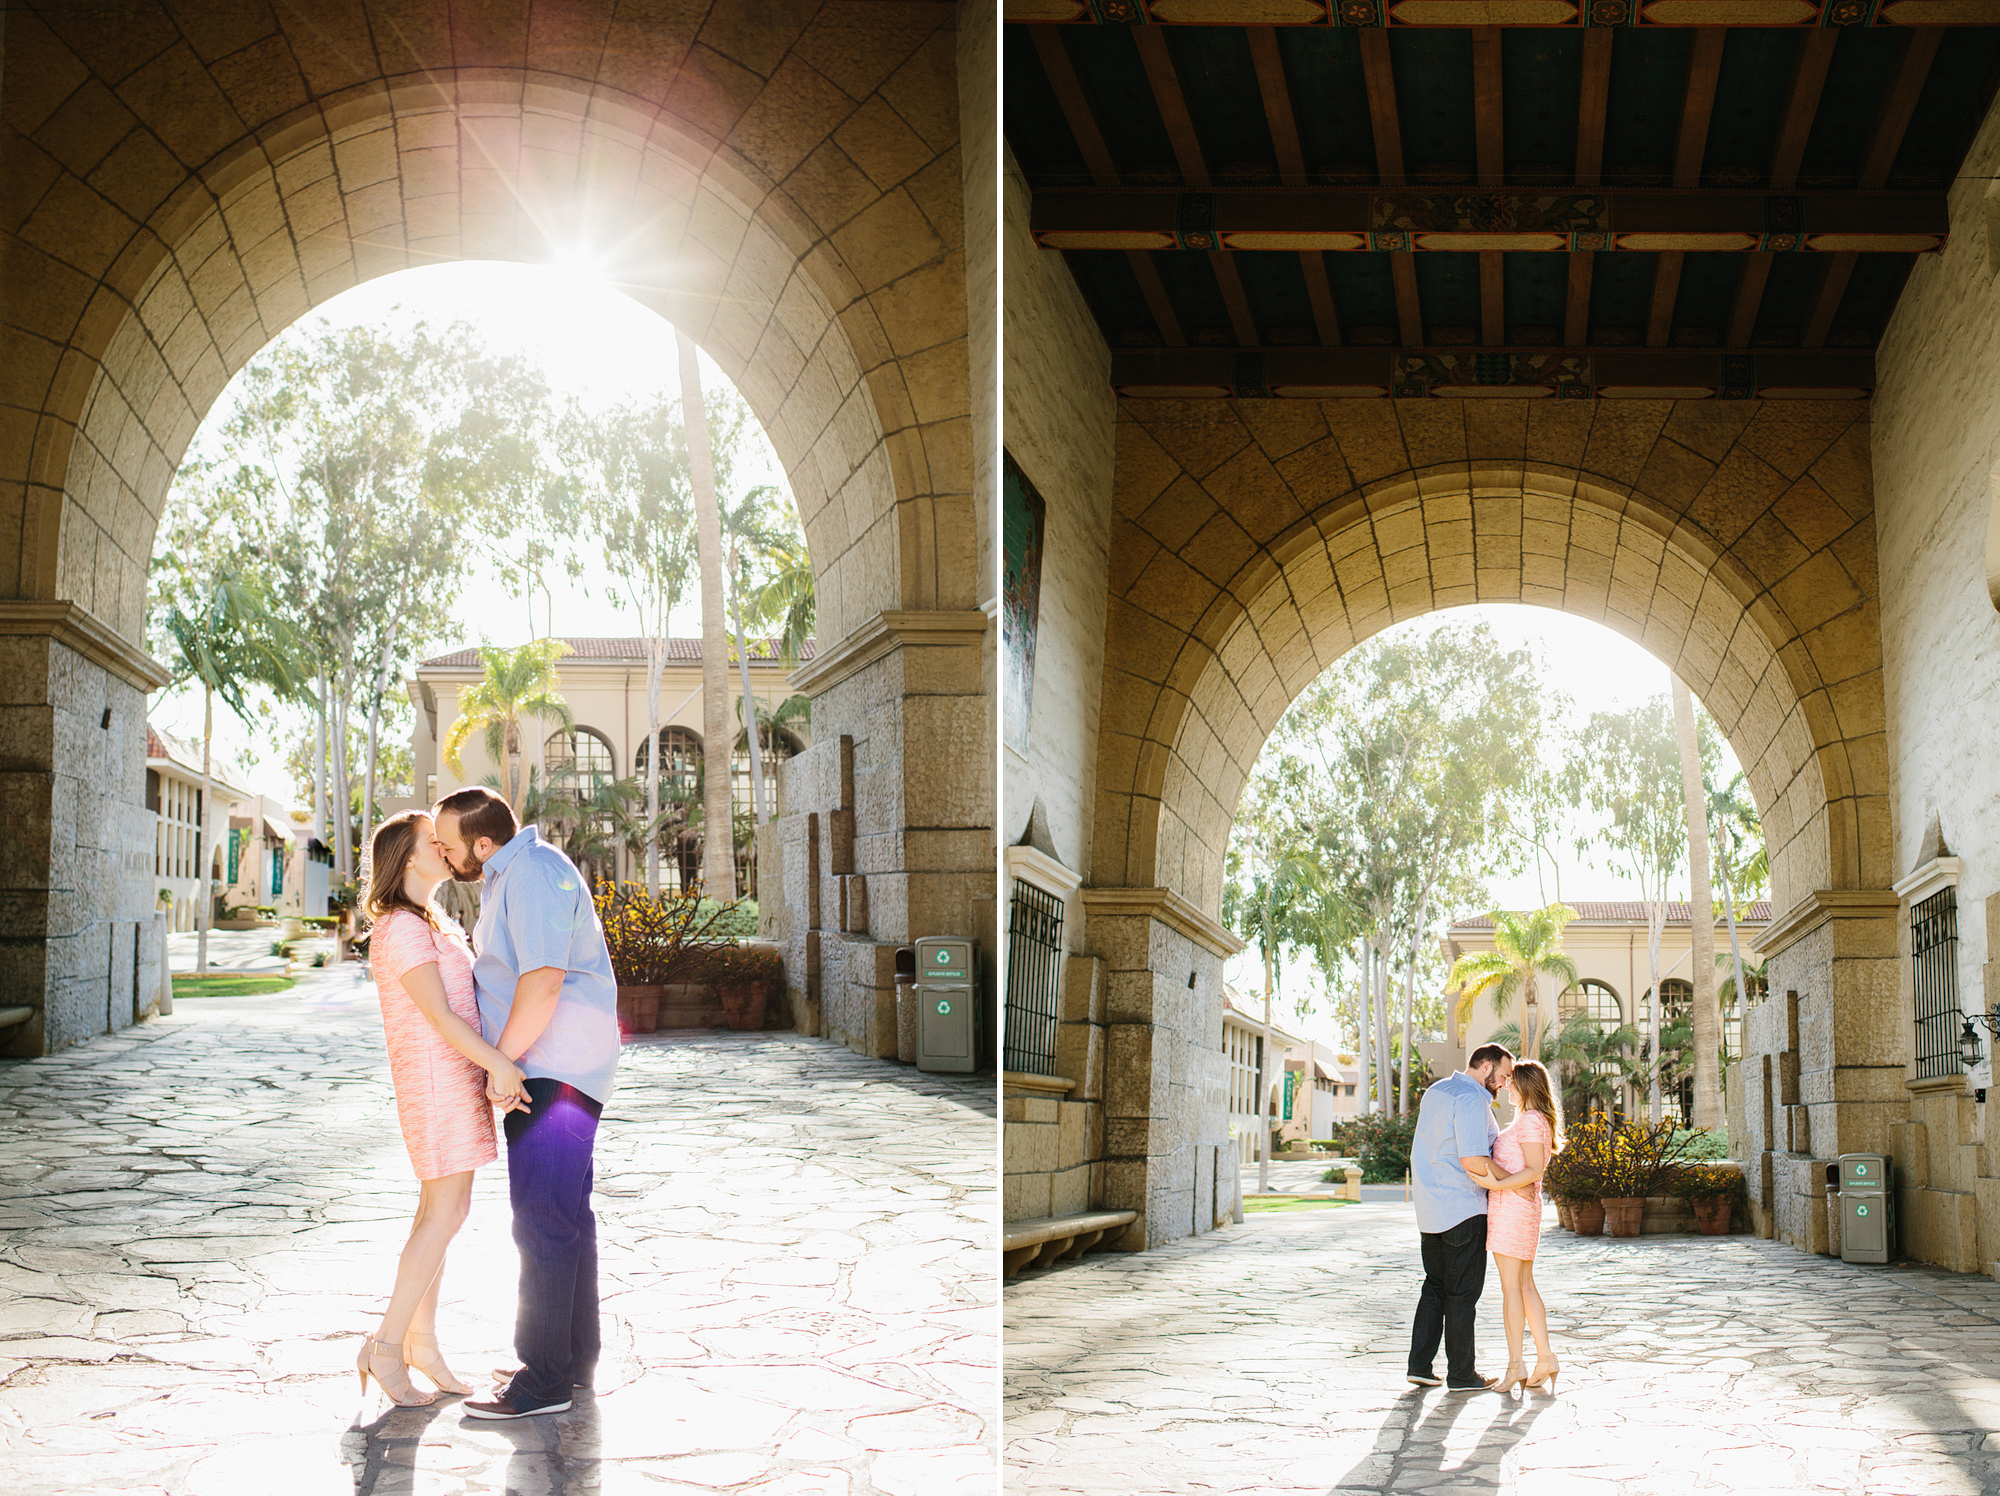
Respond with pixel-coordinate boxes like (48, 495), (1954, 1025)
(1638, 977), (1694, 1031)
(544, 727), (615, 797)
(634, 726), (702, 796)
(633, 727), (705, 893)
(1559, 979), (1621, 1026)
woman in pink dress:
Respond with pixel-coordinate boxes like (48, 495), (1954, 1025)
(355, 810), (529, 1407)
(1483, 1057), (1564, 1394)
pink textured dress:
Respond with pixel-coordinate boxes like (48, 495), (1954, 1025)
(368, 909), (498, 1181)
(1487, 1109), (1552, 1260)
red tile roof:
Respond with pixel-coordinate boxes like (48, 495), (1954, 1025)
(1451, 900), (1772, 930)
(418, 636), (815, 669)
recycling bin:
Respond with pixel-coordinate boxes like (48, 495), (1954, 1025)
(1836, 1152), (1895, 1265)
(915, 937), (976, 1074)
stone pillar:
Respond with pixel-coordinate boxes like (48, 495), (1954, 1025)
(1745, 891), (1903, 1256)
(0, 604), (170, 1057)
(768, 612), (994, 1059)
(1080, 887), (1242, 1251)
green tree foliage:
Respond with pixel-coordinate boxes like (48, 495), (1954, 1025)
(192, 319), (557, 878)
(1447, 903), (1581, 1058)
(443, 639), (576, 813)
(1564, 697), (1720, 1121)
(1231, 622), (1550, 1112)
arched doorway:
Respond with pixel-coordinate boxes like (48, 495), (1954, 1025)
(1074, 397), (1896, 1252)
(1, 7), (994, 1060)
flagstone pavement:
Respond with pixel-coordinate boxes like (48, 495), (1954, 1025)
(0, 971), (997, 1495)
(1006, 1197), (2000, 1495)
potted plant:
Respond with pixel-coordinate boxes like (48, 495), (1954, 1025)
(594, 879), (739, 1039)
(697, 944), (784, 1030)
(1602, 1118), (1695, 1238)
(1676, 1161), (1745, 1235)
(1546, 1115), (1611, 1235)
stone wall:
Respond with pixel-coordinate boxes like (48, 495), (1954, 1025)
(764, 620), (994, 1060)
(1866, 64), (2000, 1280)
(0, 616), (165, 1056)
(999, 146), (1115, 889)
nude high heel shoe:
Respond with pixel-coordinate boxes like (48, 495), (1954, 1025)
(403, 1331), (472, 1395)
(1526, 1359), (1560, 1391)
(355, 1337), (435, 1406)
(1493, 1360), (1528, 1394)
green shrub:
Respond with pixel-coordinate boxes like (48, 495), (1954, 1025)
(1670, 1126), (1731, 1160)
(1348, 1112), (1419, 1183)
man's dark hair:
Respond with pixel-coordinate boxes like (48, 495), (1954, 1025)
(434, 785), (518, 848)
(1467, 1043), (1514, 1071)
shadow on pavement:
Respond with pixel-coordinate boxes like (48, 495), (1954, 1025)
(1328, 1383), (1555, 1493)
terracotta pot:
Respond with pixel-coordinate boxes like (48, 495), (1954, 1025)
(1570, 1199), (1605, 1236)
(1602, 1196), (1646, 1238)
(1556, 1199), (1574, 1231)
(719, 981), (769, 1032)
(1692, 1195), (1734, 1235)
(616, 984), (664, 1039)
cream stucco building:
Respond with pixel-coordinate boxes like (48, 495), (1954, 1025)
(1442, 901), (1774, 1124)
(402, 636), (811, 897)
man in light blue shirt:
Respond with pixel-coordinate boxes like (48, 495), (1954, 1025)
(1407, 1043), (1513, 1392)
(430, 786), (620, 1420)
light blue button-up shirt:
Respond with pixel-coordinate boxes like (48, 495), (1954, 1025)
(1411, 1071), (1500, 1234)
(471, 826), (620, 1104)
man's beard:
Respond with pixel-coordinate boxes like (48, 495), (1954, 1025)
(446, 848), (485, 882)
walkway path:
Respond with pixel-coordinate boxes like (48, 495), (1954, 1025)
(0, 971), (996, 1495)
(1007, 1197), (2000, 1494)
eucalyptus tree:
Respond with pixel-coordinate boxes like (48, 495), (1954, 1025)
(566, 395), (697, 893)
(1253, 622), (1546, 1113)
(149, 512), (311, 974)
(1222, 799), (1337, 1188)
(213, 320), (554, 878)
(1564, 697), (1706, 1122)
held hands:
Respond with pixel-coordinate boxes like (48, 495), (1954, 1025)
(486, 1058), (531, 1114)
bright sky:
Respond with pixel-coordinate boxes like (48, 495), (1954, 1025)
(1222, 602), (1750, 1043)
(150, 260), (795, 799)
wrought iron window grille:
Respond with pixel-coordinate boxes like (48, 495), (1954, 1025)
(1913, 885), (1963, 1080)
(1004, 879), (1064, 1077)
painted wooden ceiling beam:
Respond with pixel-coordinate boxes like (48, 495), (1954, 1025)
(1031, 189), (1949, 252)
(1027, 27), (1119, 188)
(1007, 0), (2000, 26)
(1105, 347), (1877, 401)
(1861, 28), (1944, 189)
(1245, 27), (1307, 189)
(1133, 26), (1210, 188)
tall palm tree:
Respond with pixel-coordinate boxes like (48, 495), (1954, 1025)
(717, 484), (791, 827)
(1493, 1014), (1645, 1121)
(1671, 675), (1721, 1129)
(1448, 904), (1580, 1059)
(678, 330), (735, 897)
(156, 565), (310, 975)
(443, 639), (574, 815)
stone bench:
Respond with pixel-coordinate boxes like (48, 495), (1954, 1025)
(0, 1007), (32, 1032)
(1002, 1209), (1139, 1278)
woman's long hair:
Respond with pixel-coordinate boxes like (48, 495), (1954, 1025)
(1509, 1057), (1565, 1154)
(364, 810), (441, 931)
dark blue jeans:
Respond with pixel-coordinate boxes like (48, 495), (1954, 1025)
(503, 1077), (602, 1406)
(1408, 1213), (1488, 1384)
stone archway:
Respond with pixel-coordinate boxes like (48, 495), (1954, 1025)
(0, 2), (990, 1059)
(1082, 396), (1898, 1251)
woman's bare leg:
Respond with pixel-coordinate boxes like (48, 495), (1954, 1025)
(1493, 1253), (1528, 1377)
(374, 1172), (473, 1346)
(1521, 1261), (1557, 1372)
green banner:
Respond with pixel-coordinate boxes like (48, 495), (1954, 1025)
(227, 829), (240, 884)
(1283, 1069), (1298, 1120)
(271, 848), (284, 896)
